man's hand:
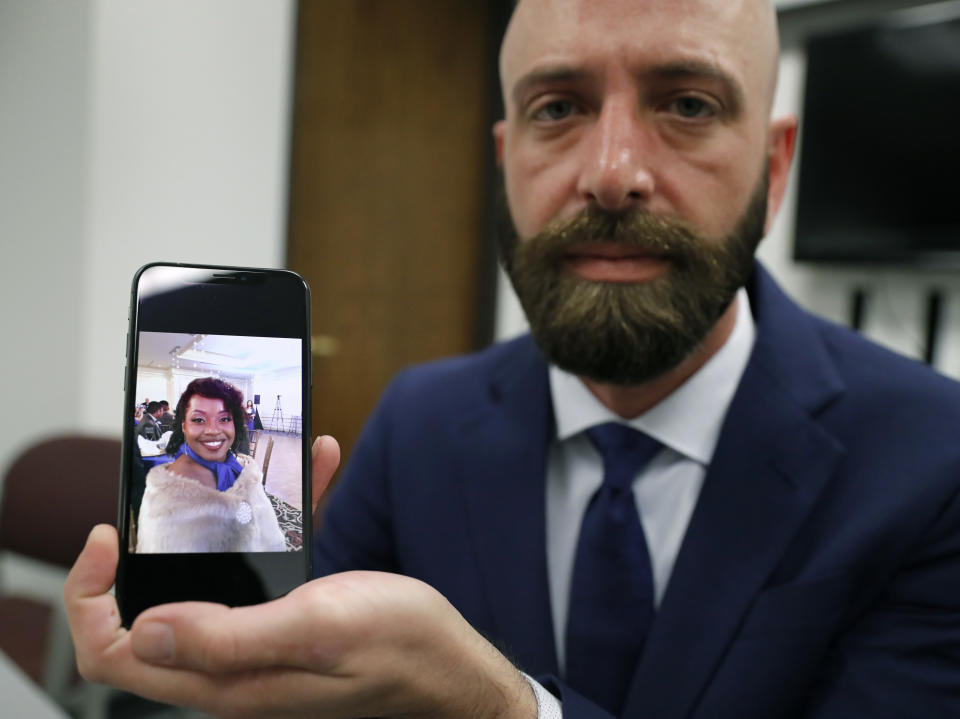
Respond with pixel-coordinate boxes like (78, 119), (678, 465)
(64, 436), (537, 719)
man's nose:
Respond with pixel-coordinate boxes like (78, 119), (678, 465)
(576, 98), (655, 212)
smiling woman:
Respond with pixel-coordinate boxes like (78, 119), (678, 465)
(135, 377), (286, 554)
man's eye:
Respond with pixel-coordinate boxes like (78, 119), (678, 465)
(533, 100), (576, 122)
(669, 96), (716, 119)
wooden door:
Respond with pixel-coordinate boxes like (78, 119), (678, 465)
(286, 1), (502, 500)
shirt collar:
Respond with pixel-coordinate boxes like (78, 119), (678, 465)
(550, 287), (756, 466)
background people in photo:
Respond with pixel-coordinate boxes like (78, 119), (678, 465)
(158, 400), (175, 433)
(134, 401), (163, 442)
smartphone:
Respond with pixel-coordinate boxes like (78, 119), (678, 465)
(117, 263), (312, 626)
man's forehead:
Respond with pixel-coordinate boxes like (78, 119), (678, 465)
(503, 0), (775, 44)
(500, 0), (777, 108)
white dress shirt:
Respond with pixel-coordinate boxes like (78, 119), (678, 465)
(545, 288), (756, 674)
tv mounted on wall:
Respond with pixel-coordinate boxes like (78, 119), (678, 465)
(793, 4), (960, 266)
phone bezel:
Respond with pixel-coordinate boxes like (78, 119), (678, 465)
(117, 262), (312, 626)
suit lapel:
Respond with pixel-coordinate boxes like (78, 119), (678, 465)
(625, 267), (848, 719)
(457, 336), (560, 676)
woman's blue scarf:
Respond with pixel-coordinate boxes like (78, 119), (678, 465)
(178, 443), (244, 491)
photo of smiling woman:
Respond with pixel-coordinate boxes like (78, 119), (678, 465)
(136, 377), (286, 553)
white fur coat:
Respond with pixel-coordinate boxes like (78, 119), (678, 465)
(136, 454), (286, 553)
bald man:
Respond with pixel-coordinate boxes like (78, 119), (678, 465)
(65, 2), (960, 717)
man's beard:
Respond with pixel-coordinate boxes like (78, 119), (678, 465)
(497, 174), (768, 386)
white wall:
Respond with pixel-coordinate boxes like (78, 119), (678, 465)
(82, 0), (296, 433)
(254, 366), (303, 431)
(0, 0), (91, 479)
(494, 1), (960, 381)
(0, 0), (295, 482)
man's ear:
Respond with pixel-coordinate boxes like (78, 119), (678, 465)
(493, 120), (506, 167)
(764, 114), (798, 233)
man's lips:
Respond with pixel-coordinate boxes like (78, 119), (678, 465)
(562, 243), (669, 283)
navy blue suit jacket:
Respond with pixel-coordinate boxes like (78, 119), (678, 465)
(315, 266), (960, 718)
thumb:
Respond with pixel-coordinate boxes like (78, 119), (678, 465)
(64, 524), (120, 604)
(311, 434), (340, 515)
(63, 525), (128, 675)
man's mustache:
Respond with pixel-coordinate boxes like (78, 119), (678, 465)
(520, 207), (705, 267)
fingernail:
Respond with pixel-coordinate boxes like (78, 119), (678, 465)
(133, 621), (175, 663)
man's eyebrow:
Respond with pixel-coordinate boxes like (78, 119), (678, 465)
(644, 61), (745, 114)
(508, 61), (747, 114)
(510, 66), (592, 109)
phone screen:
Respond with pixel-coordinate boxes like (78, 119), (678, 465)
(117, 264), (312, 625)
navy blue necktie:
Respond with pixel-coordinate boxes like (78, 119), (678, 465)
(565, 422), (662, 715)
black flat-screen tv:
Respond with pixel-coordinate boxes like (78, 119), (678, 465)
(793, 6), (960, 266)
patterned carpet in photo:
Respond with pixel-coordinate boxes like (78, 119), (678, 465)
(267, 492), (303, 551)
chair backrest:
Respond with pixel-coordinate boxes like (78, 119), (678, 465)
(261, 437), (275, 486)
(0, 435), (121, 569)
